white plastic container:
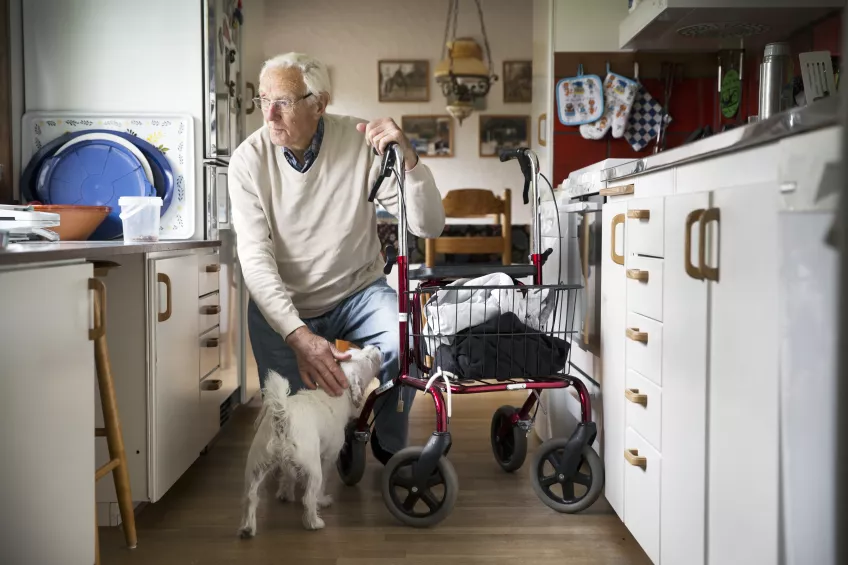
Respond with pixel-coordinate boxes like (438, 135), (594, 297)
(118, 196), (163, 243)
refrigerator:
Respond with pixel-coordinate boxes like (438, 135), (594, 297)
(21, 0), (259, 407)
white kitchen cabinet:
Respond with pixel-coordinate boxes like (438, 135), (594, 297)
(707, 183), (780, 565)
(600, 198), (628, 519)
(660, 191), (710, 565)
(148, 253), (201, 502)
(624, 427), (661, 565)
(0, 263), (95, 565)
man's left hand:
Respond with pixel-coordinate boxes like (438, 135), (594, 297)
(356, 118), (419, 170)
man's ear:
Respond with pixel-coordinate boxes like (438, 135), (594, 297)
(315, 92), (330, 114)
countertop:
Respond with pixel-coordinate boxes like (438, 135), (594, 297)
(602, 96), (840, 183)
(0, 240), (220, 267)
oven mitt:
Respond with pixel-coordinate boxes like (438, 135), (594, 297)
(624, 85), (672, 152)
(580, 69), (639, 140)
(556, 65), (604, 127)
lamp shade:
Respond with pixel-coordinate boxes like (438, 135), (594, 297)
(434, 38), (490, 79)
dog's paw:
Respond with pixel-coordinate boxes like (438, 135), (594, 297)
(317, 494), (333, 508)
(238, 526), (256, 539)
(303, 515), (325, 531)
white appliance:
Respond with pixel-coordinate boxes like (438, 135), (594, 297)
(620, 0), (844, 50)
(21, 0), (255, 404)
(0, 204), (59, 243)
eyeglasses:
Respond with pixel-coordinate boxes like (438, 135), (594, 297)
(253, 92), (313, 113)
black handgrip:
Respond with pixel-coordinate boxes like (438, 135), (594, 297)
(541, 247), (554, 265)
(498, 147), (531, 204)
(499, 148), (524, 162)
(368, 142), (399, 202)
(383, 245), (397, 275)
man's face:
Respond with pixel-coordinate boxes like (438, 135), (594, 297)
(259, 66), (323, 148)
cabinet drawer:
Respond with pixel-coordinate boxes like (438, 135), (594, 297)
(626, 312), (663, 387)
(199, 327), (221, 379)
(627, 197), (664, 258)
(624, 428), (661, 564)
(198, 255), (220, 296)
(625, 369), (662, 451)
(199, 292), (220, 334)
(626, 255), (663, 322)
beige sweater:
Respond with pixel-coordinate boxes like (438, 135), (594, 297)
(228, 113), (445, 339)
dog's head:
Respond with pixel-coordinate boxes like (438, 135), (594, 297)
(340, 345), (382, 408)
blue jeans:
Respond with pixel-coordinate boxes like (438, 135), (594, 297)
(247, 277), (415, 454)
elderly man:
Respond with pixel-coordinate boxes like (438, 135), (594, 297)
(228, 52), (445, 465)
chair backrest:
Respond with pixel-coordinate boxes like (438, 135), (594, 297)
(425, 188), (512, 267)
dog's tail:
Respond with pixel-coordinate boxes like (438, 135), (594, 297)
(254, 370), (291, 430)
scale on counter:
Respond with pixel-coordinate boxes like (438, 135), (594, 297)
(0, 204), (61, 246)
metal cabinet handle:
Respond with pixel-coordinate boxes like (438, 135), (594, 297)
(624, 448), (647, 469)
(698, 207), (721, 282)
(201, 379), (223, 391)
(205, 264), (221, 273)
(203, 338), (219, 348)
(201, 305), (221, 315)
(627, 209), (650, 220)
(625, 388), (648, 406)
(685, 209), (705, 280)
(157, 273), (172, 322)
(626, 269), (649, 282)
(610, 213), (625, 266)
(88, 278), (107, 340)
(626, 327), (648, 343)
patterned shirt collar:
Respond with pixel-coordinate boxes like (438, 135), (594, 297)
(282, 117), (324, 173)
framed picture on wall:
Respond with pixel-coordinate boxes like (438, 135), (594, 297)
(401, 115), (453, 157)
(378, 60), (430, 102)
(479, 115), (530, 158)
(503, 60), (532, 103)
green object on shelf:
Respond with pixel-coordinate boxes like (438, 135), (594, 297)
(721, 69), (741, 119)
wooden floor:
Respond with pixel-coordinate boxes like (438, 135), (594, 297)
(100, 391), (650, 565)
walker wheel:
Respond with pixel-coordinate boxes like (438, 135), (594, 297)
(337, 421), (367, 486)
(381, 446), (458, 528)
(530, 438), (605, 514)
(490, 405), (528, 472)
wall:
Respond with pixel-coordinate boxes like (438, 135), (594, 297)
(255, 0), (535, 225)
(553, 0), (630, 53)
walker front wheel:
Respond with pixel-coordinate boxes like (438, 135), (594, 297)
(381, 446), (458, 528)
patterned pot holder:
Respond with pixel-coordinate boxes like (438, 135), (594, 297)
(556, 65), (604, 126)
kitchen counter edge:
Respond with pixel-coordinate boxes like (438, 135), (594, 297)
(0, 240), (221, 267)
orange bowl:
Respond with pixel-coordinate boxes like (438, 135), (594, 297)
(31, 204), (111, 241)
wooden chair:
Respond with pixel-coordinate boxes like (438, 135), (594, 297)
(90, 262), (137, 564)
(425, 188), (512, 267)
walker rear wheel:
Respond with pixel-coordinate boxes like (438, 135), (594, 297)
(337, 421), (367, 487)
(490, 405), (528, 472)
(530, 438), (604, 514)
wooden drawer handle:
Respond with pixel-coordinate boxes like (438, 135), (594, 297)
(201, 379), (223, 391)
(627, 209), (650, 220)
(625, 448), (647, 469)
(205, 264), (221, 273)
(685, 209), (705, 280)
(201, 305), (221, 315)
(626, 327), (648, 343)
(625, 388), (648, 405)
(610, 213), (625, 266)
(698, 207), (721, 282)
(626, 269), (649, 282)
(157, 273), (172, 323)
(203, 338), (219, 348)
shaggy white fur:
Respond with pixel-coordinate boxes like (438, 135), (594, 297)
(238, 345), (382, 536)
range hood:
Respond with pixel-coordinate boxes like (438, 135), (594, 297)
(620, 0), (845, 51)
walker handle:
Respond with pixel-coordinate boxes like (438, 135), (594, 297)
(499, 147), (532, 205)
(368, 142), (400, 202)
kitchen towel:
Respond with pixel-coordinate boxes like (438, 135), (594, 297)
(580, 69), (640, 140)
(624, 85), (672, 152)
(555, 65), (604, 126)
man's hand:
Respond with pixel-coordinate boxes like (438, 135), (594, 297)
(285, 327), (351, 396)
(356, 118), (419, 170)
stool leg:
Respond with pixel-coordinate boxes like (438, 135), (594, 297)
(94, 506), (100, 565)
(92, 282), (138, 549)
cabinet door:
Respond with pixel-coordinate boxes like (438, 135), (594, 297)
(600, 199), (628, 519)
(148, 254), (200, 502)
(707, 183), (779, 565)
(661, 191), (710, 565)
(0, 263), (95, 565)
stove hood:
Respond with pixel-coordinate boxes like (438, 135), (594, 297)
(620, 0), (845, 51)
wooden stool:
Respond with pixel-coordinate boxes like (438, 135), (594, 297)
(89, 261), (137, 564)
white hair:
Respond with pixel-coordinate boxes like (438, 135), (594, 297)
(259, 52), (331, 105)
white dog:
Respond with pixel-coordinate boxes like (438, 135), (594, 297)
(238, 345), (382, 537)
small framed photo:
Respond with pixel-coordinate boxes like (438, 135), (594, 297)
(503, 60), (532, 103)
(479, 115), (530, 158)
(402, 115), (454, 158)
(378, 60), (430, 102)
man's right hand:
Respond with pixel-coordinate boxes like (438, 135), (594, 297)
(285, 327), (351, 396)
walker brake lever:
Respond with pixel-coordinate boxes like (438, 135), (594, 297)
(383, 244), (397, 275)
(499, 147), (532, 204)
(367, 142), (399, 202)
